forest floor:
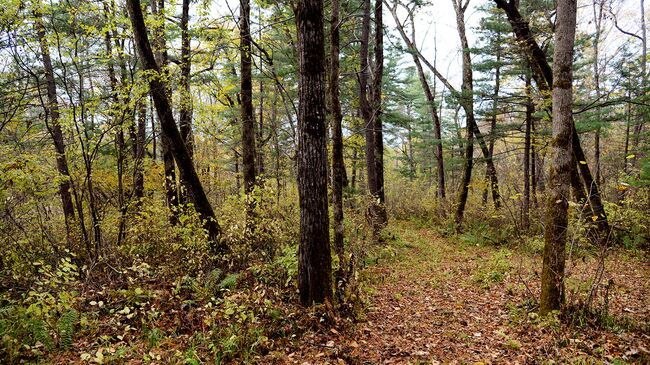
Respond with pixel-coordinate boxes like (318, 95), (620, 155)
(287, 221), (650, 365)
(32, 221), (649, 364)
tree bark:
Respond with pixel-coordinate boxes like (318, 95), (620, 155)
(371, 0), (388, 230)
(329, 0), (346, 296)
(295, 0), (333, 306)
(540, 0), (577, 315)
(241, 0), (257, 195)
(179, 0), (194, 159)
(126, 0), (224, 251)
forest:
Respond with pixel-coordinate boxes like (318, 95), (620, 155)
(0, 0), (648, 363)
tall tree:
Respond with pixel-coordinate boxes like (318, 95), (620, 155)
(33, 6), (77, 240)
(179, 0), (194, 158)
(295, 0), (333, 305)
(372, 0), (387, 228)
(540, 0), (577, 314)
(493, 0), (610, 243)
(125, 0), (224, 251)
(151, 0), (178, 216)
(329, 0), (346, 293)
(241, 0), (257, 194)
(452, 0), (477, 226)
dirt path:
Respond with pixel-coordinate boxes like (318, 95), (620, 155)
(290, 223), (650, 364)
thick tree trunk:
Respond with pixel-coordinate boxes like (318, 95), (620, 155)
(540, 0), (577, 315)
(295, 0), (333, 305)
(329, 0), (346, 296)
(34, 10), (77, 239)
(241, 0), (257, 195)
(126, 0), (224, 251)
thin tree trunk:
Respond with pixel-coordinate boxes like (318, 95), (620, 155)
(126, 0), (224, 251)
(134, 99), (146, 202)
(151, 0), (178, 215)
(453, 0), (477, 227)
(241, 0), (257, 195)
(360, 0), (378, 228)
(372, 0), (388, 230)
(34, 9), (76, 240)
(523, 72), (532, 230)
(540, 0), (577, 315)
(296, 0), (333, 305)
(329, 0), (346, 297)
(179, 0), (193, 158)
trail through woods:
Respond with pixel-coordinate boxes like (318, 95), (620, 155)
(289, 222), (649, 364)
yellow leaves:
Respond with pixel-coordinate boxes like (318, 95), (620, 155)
(626, 154), (636, 159)
(579, 160), (587, 165)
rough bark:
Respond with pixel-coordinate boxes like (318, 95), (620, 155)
(329, 0), (346, 296)
(241, 0), (257, 194)
(296, 0), (333, 305)
(126, 0), (224, 251)
(371, 0), (388, 229)
(540, 0), (577, 315)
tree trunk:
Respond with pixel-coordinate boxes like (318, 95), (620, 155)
(126, 0), (224, 251)
(329, 0), (346, 297)
(151, 0), (178, 216)
(523, 71), (532, 230)
(295, 0), (333, 305)
(453, 0), (477, 227)
(360, 0), (379, 230)
(540, 0), (577, 315)
(371, 0), (388, 230)
(34, 9), (76, 239)
(134, 99), (146, 202)
(179, 0), (194, 158)
(484, 42), (501, 207)
(241, 0), (257, 195)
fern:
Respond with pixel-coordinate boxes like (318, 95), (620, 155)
(29, 318), (53, 350)
(56, 309), (78, 350)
